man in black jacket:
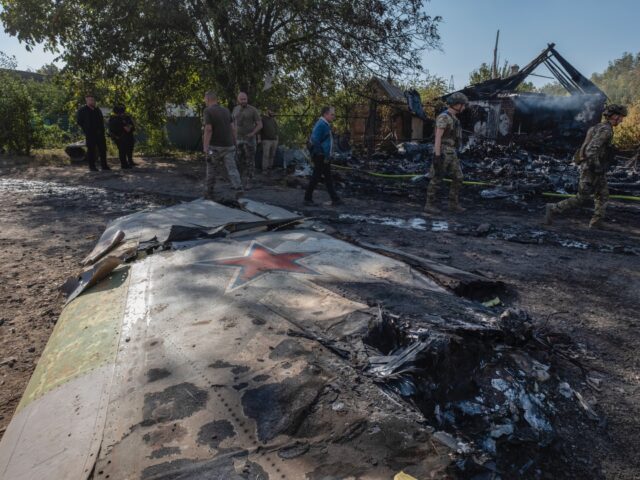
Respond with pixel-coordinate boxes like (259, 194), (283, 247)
(108, 104), (136, 169)
(76, 94), (109, 171)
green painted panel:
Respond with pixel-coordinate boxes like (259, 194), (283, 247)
(17, 267), (130, 411)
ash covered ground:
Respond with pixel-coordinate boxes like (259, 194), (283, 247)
(1, 150), (639, 479)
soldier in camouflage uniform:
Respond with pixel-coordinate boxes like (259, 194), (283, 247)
(424, 92), (468, 214)
(545, 104), (628, 229)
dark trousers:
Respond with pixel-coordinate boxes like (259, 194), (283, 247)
(117, 138), (134, 167)
(305, 154), (339, 201)
(86, 135), (107, 170)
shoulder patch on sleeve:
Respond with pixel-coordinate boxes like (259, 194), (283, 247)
(436, 113), (451, 129)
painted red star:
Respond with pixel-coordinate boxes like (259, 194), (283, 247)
(197, 241), (319, 290)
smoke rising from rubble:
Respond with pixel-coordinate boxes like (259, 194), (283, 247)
(512, 93), (604, 125)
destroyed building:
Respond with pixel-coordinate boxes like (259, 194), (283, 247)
(349, 77), (429, 155)
(448, 44), (607, 152)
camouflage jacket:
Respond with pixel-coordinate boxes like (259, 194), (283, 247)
(584, 121), (614, 173)
(436, 111), (462, 149)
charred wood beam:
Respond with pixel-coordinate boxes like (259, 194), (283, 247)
(549, 46), (605, 96)
(546, 57), (583, 92)
(516, 44), (554, 78)
(528, 72), (556, 80)
(543, 59), (580, 94)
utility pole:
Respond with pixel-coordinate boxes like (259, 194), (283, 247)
(492, 30), (500, 79)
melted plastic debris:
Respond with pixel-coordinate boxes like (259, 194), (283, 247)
(558, 239), (589, 250)
(338, 213), (427, 231)
(431, 221), (449, 232)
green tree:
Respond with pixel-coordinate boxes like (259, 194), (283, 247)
(1, 51), (79, 151)
(414, 73), (449, 101)
(1, 0), (442, 126)
(36, 63), (61, 76)
(0, 51), (18, 69)
(614, 100), (640, 150)
(24, 76), (72, 128)
(25, 74), (77, 148)
(537, 82), (568, 96)
(591, 52), (640, 105)
(469, 62), (493, 85)
(0, 70), (35, 154)
(468, 61), (514, 84)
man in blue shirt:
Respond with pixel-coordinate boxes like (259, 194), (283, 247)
(304, 106), (343, 206)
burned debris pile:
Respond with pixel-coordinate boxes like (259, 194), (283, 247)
(462, 141), (640, 198)
(330, 140), (640, 204)
(360, 303), (603, 478)
(333, 210), (640, 255)
(286, 239), (607, 479)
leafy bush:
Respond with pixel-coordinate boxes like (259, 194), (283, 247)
(0, 72), (36, 155)
(136, 126), (170, 156)
(592, 53), (640, 106)
(276, 108), (316, 148)
(613, 101), (640, 151)
(34, 122), (72, 148)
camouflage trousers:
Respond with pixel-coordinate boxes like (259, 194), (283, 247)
(551, 168), (609, 222)
(426, 148), (464, 206)
(205, 146), (242, 199)
(236, 139), (256, 186)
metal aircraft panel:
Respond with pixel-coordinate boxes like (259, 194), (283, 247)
(0, 270), (129, 480)
(92, 232), (451, 479)
(0, 366), (114, 480)
(87, 199), (268, 260)
(0, 201), (454, 480)
(238, 198), (303, 220)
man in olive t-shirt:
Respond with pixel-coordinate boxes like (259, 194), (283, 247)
(202, 91), (243, 197)
(260, 107), (279, 174)
(232, 92), (262, 188)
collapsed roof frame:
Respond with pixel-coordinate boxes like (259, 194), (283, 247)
(454, 43), (607, 100)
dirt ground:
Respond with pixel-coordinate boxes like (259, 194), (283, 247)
(1, 153), (639, 478)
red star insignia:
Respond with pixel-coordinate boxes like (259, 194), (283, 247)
(197, 241), (319, 290)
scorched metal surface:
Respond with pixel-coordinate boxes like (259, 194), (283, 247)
(0, 200), (452, 480)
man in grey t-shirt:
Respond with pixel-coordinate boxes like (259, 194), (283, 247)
(202, 91), (243, 197)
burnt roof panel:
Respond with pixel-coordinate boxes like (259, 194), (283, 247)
(446, 44), (605, 101)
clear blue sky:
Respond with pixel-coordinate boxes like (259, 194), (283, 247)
(1, 0), (639, 89)
(423, 0), (640, 89)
